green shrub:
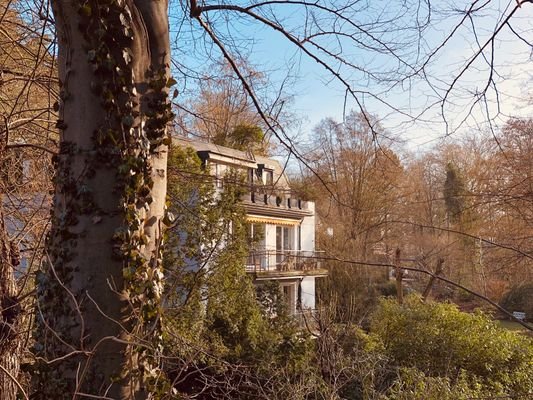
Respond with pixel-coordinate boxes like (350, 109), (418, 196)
(380, 368), (490, 400)
(369, 296), (533, 397)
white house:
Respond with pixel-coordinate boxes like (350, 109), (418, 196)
(173, 137), (327, 317)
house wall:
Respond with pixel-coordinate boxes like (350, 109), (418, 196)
(300, 276), (316, 310)
(300, 202), (315, 252)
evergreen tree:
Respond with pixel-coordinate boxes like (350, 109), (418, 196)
(443, 162), (466, 224)
(162, 145), (311, 397)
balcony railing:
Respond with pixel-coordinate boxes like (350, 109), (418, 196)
(246, 250), (324, 273)
(241, 191), (312, 211)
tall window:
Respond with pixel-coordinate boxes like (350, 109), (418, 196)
(265, 169), (273, 186)
(249, 223), (265, 247)
(247, 167), (254, 185)
(282, 284), (296, 315)
(276, 226), (293, 264)
(214, 163), (223, 188)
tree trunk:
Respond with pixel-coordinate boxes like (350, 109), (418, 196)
(0, 203), (22, 400)
(34, 0), (171, 398)
(395, 248), (403, 304)
(422, 258), (444, 301)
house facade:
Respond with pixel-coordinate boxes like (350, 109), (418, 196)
(174, 137), (327, 317)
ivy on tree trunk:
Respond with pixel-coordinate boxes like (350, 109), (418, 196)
(33, 0), (173, 398)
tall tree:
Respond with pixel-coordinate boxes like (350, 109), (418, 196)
(180, 61), (263, 140)
(0, 191), (22, 400)
(483, 119), (533, 285)
(306, 111), (403, 260)
(1, 0), (56, 396)
(443, 162), (466, 224)
(300, 112), (404, 322)
(34, 0), (172, 397)
(177, 59), (277, 154)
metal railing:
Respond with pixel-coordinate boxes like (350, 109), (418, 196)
(245, 250), (324, 273)
(241, 191), (312, 211)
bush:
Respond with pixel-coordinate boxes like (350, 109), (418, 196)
(500, 282), (533, 321)
(369, 296), (533, 397)
(380, 368), (490, 400)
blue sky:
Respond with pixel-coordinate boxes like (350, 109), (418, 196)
(171, 0), (533, 154)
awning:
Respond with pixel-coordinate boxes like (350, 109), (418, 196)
(246, 215), (300, 226)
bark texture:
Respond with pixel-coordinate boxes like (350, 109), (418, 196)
(0, 202), (22, 400)
(34, 0), (171, 398)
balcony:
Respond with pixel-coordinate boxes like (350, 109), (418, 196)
(242, 190), (311, 209)
(246, 250), (327, 277)
(241, 191), (314, 219)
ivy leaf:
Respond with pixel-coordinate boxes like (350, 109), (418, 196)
(79, 4), (92, 17)
(162, 211), (175, 226)
(166, 77), (177, 88)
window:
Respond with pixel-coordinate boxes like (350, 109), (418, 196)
(248, 168), (254, 185)
(214, 163), (223, 188)
(249, 223), (265, 246)
(276, 226), (282, 264)
(276, 226), (293, 264)
(283, 226), (290, 251)
(265, 169), (273, 186)
(281, 284), (296, 315)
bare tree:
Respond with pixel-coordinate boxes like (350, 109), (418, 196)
(0, 198), (23, 400)
(1, 0), (56, 397)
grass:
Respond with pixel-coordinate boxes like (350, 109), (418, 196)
(498, 319), (533, 336)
